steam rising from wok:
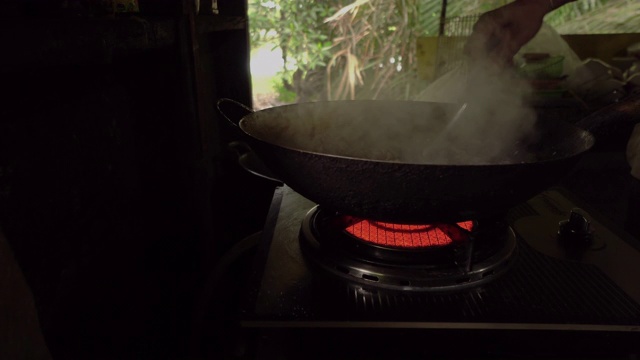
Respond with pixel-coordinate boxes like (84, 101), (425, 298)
(416, 58), (538, 164)
(243, 59), (538, 165)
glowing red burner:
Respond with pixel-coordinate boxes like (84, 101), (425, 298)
(345, 220), (474, 248)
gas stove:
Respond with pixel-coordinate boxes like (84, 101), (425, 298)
(236, 185), (640, 358)
(298, 206), (516, 292)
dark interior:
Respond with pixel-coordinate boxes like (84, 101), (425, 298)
(1, 1), (640, 359)
(0, 1), (272, 359)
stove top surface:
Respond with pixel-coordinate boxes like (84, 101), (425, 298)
(237, 186), (640, 355)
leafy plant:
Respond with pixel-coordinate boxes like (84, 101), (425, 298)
(271, 76), (297, 103)
(249, 0), (339, 99)
(249, 0), (631, 103)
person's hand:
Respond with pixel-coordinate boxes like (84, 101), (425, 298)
(464, 0), (550, 67)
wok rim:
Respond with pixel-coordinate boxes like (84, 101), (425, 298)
(239, 100), (596, 167)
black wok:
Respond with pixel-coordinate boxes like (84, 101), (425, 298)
(218, 99), (595, 223)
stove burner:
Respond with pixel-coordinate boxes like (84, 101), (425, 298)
(345, 220), (474, 248)
(299, 206), (517, 292)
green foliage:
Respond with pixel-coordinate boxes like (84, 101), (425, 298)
(249, 0), (629, 103)
(544, 0), (640, 34)
(249, 0), (338, 83)
(545, 0), (611, 29)
(271, 75), (297, 103)
(250, 0), (441, 101)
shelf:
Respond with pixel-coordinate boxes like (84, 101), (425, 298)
(196, 15), (247, 33)
(0, 15), (247, 70)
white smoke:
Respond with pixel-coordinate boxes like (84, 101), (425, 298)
(415, 58), (538, 164)
(242, 59), (538, 165)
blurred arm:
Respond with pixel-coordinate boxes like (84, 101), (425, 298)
(464, 0), (577, 66)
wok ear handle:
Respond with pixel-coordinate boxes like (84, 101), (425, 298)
(216, 98), (254, 127)
(227, 141), (283, 184)
(227, 141), (253, 157)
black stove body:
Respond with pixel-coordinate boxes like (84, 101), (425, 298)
(238, 185), (640, 358)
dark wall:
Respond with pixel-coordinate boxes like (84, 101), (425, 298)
(0, 5), (260, 358)
(0, 51), (199, 360)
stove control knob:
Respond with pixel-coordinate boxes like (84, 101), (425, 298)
(558, 208), (593, 245)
